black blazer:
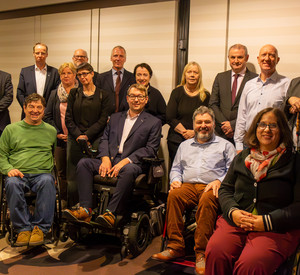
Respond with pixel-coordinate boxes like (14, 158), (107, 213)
(16, 65), (60, 108)
(97, 110), (162, 166)
(219, 148), (300, 233)
(65, 87), (110, 142)
(284, 77), (300, 128)
(98, 69), (135, 114)
(0, 70), (13, 132)
(209, 68), (257, 139)
(44, 88), (66, 147)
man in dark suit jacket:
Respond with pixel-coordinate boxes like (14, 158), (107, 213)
(72, 48), (100, 86)
(98, 45), (135, 114)
(0, 70), (13, 135)
(63, 83), (162, 226)
(16, 43), (60, 118)
(209, 44), (257, 143)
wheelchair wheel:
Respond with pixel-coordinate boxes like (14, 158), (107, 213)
(127, 213), (151, 258)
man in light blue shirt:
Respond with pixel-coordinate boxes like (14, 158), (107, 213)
(234, 44), (290, 151)
(152, 106), (235, 275)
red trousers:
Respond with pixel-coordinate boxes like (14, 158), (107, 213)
(205, 216), (300, 275)
(166, 183), (219, 257)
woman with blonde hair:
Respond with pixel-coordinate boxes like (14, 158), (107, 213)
(44, 62), (78, 208)
(166, 61), (210, 165)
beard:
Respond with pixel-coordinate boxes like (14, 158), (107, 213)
(195, 127), (213, 142)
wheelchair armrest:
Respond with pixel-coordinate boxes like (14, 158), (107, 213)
(78, 138), (98, 158)
(143, 157), (164, 165)
(93, 175), (118, 186)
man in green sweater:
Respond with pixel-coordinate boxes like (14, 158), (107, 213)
(0, 93), (57, 246)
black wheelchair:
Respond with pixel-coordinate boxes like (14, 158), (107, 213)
(0, 168), (62, 247)
(60, 139), (165, 258)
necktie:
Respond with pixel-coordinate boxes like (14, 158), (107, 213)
(115, 71), (121, 112)
(232, 74), (239, 104)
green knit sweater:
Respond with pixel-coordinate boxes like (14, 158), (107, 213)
(0, 120), (57, 175)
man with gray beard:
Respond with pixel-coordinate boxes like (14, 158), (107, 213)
(152, 106), (235, 275)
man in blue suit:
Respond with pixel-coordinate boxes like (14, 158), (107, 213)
(17, 43), (60, 118)
(98, 45), (135, 114)
(63, 83), (162, 227)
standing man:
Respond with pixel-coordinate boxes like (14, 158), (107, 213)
(234, 44), (290, 151)
(72, 49), (100, 86)
(63, 84), (162, 226)
(0, 70), (13, 135)
(152, 106), (235, 275)
(98, 45), (135, 114)
(209, 44), (257, 143)
(17, 43), (60, 118)
(0, 93), (57, 246)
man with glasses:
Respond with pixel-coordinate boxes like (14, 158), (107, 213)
(63, 84), (162, 227)
(234, 44), (290, 152)
(17, 43), (60, 118)
(98, 45), (135, 114)
(72, 49), (100, 86)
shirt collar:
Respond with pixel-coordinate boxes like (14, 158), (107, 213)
(231, 67), (246, 77)
(258, 71), (278, 83)
(126, 110), (141, 120)
(35, 64), (47, 71)
(112, 68), (125, 75)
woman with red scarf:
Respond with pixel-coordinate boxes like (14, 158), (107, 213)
(205, 107), (300, 275)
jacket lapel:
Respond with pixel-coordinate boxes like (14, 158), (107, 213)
(44, 66), (51, 95)
(108, 70), (115, 92)
(125, 112), (145, 142)
(31, 66), (37, 92)
(117, 112), (127, 144)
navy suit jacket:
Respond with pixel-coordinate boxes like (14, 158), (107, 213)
(16, 65), (60, 108)
(209, 68), (257, 139)
(0, 70), (13, 132)
(98, 69), (135, 115)
(97, 110), (162, 166)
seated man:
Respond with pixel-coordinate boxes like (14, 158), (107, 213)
(0, 93), (57, 246)
(152, 106), (236, 275)
(63, 84), (162, 227)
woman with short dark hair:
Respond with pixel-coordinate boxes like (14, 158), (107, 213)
(65, 63), (111, 207)
(205, 107), (300, 275)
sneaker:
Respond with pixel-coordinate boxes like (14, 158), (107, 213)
(195, 252), (205, 275)
(29, 226), (44, 246)
(95, 211), (115, 228)
(15, 231), (31, 247)
(151, 248), (185, 261)
(63, 206), (92, 223)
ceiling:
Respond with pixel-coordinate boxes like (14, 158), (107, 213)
(0, 0), (85, 12)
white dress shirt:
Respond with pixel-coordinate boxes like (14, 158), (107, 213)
(35, 64), (47, 96)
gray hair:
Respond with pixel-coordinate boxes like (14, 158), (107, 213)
(228, 44), (248, 56)
(192, 106), (215, 123)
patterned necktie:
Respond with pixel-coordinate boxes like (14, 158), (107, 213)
(232, 74), (239, 104)
(115, 71), (121, 112)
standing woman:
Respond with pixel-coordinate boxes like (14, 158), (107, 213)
(134, 63), (166, 124)
(44, 62), (77, 208)
(166, 61), (210, 165)
(65, 63), (110, 207)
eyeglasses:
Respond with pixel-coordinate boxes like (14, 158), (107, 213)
(73, 55), (87, 59)
(257, 122), (278, 130)
(127, 95), (146, 101)
(77, 72), (91, 78)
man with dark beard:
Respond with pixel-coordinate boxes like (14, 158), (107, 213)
(152, 106), (235, 275)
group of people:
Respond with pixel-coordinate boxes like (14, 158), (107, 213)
(0, 42), (300, 275)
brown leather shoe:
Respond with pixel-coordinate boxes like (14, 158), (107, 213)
(29, 226), (44, 246)
(96, 211), (115, 228)
(152, 248), (185, 261)
(63, 207), (92, 223)
(195, 252), (205, 275)
(15, 231), (31, 247)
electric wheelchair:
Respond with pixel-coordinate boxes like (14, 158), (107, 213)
(0, 167), (62, 247)
(60, 139), (165, 258)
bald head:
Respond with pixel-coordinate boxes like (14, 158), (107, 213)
(72, 49), (88, 67)
(257, 44), (280, 80)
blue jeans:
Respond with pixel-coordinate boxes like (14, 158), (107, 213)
(5, 173), (56, 233)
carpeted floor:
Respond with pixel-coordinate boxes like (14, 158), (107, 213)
(0, 234), (196, 275)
